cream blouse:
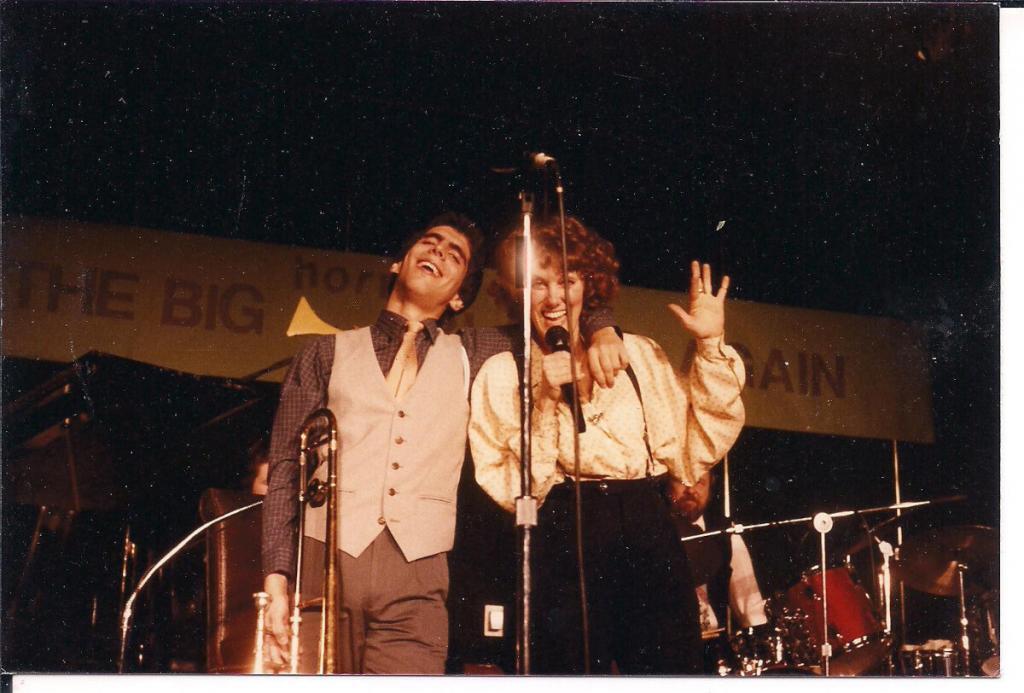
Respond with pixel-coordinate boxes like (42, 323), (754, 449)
(469, 333), (746, 513)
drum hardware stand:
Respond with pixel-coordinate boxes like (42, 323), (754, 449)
(985, 600), (998, 654)
(854, 512), (897, 675)
(679, 500), (948, 677)
(878, 540), (895, 674)
(722, 454), (733, 636)
(955, 562), (972, 676)
(680, 497), (951, 546)
(892, 441), (908, 648)
(812, 512), (834, 676)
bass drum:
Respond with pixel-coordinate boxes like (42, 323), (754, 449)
(782, 565), (889, 676)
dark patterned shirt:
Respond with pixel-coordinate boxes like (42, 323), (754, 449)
(262, 308), (615, 577)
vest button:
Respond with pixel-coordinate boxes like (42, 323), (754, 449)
(392, 462), (400, 470)
(388, 488), (397, 496)
(377, 516), (386, 525)
(398, 410), (407, 418)
(395, 436), (405, 445)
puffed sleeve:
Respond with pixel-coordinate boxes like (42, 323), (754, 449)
(628, 334), (745, 486)
(469, 352), (563, 512)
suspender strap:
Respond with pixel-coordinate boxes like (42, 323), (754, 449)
(622, 363), (656, 478)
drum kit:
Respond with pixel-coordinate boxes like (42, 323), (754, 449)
(688, 498), (998, 678)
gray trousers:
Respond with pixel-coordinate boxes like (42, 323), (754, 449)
(297, 529), (449, 674)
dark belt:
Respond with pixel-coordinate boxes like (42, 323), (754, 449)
(552, 473), (668, 496)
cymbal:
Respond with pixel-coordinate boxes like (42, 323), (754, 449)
(895, 525), (997, 597)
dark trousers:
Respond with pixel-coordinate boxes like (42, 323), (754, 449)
(532, 476), (703, 675)
(298, 530), (448, 674)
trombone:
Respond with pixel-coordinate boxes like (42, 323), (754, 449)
(254, 408), (342, 674)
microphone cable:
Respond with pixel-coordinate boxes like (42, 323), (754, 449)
(550, 160), (592, 674)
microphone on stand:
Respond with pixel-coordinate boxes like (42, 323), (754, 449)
(544, 326), (586, 433)
(489, 152), (558, 175)
(527, 152), (557, 169)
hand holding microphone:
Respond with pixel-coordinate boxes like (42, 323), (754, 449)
(542, 326), (586, 432)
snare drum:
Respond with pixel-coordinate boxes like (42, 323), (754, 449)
(782, 565), (888, 675)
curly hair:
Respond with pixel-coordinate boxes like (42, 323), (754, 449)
(490, 216), (620, 320)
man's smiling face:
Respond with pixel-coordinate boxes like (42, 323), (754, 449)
(390, 225), (471, 314)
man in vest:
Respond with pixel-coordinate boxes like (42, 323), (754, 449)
(260, 213), (626, 674)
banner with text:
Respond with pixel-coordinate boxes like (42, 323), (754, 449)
(1, 218), (933, 442)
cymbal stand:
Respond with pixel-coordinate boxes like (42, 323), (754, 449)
(892, 441), (908, 647)
(878, 540), (895, 675)
(812, 513), (834, 676)
(679, 497), (951, 545)
(956, 562), (972, 676)
(852, 514), (896, 675)
(722, 454), (733, 635)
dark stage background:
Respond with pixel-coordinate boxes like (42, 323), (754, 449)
(1, 1), (999, 674)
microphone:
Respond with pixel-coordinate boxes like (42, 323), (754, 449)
(489, 152), (558, 175)
(544, 326), (586, 432)
(527, 151), (557, 169)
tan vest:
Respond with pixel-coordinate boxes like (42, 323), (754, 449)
(303, 327), (469, 561)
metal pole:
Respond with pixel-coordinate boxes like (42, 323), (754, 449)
(722, 454), (732, 635)
(892, 440), (907, 645)
(813, 513), (834, 676)
(515, 193), (537, 675)
(957, 565), (972, 676)
(553, 170), (591, 673)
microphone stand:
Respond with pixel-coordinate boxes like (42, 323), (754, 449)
(514, 153), (589, 673)
(117, 500), (264, 672)
(515, 190), (537, 675)
(551, 164), (591, 674)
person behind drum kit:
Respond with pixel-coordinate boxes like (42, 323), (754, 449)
(245, 436), (270, 497)
(665, 470), (768, 674)
(259, 213), (627, 674)
(469, 217), (747, 674)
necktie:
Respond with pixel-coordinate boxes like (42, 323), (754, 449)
(385, 320), (424, 400)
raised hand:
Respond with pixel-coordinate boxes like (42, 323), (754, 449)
(667, 261), (730, 340)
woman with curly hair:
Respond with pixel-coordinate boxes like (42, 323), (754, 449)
(469, 216), (746, 674)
